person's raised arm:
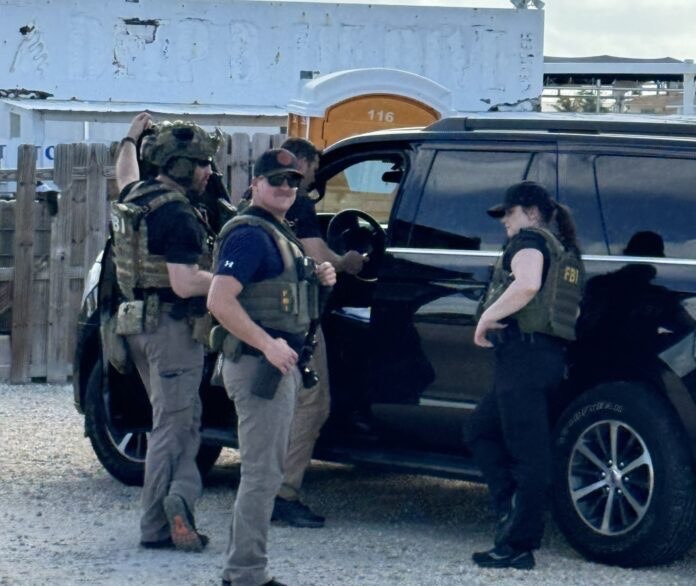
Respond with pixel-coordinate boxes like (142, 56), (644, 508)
(116, 112), (152, 191)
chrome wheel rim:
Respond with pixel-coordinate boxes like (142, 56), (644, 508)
(103, 387), (148, 464)
(568, 419), (654, 536)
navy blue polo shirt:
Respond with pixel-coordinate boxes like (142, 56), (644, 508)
(215, 225), (283, 285)
(215, 222), (307, 350)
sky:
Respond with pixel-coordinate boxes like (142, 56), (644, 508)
(429, 0), (696, 60)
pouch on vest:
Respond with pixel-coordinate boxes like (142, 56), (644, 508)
(476, 269), (513, 322)
(115, 300), (145, 335)
(144, 295), (160, 333)
(100, 312), (131, 374)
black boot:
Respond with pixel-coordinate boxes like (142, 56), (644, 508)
(271, 497), (325, 528)
(472, 544), (535, 570)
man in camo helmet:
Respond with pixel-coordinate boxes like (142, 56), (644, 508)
(140, 120), (222, 186)
(113, 113), (220, 551)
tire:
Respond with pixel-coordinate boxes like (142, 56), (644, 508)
(83, 360), (221, 486)
(196, 444), (222, 477)
(552, 381), (696, 567)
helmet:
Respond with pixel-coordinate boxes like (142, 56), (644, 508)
(141, 120), (222, 169)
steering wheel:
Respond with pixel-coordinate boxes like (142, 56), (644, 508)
(326, 209), (386, 281)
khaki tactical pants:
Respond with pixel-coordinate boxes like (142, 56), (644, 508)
(278, 326), (331, 501)
(222, 354), (300, 586)
(126, 313), (204, 543)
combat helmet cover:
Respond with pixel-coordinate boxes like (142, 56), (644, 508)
(141, 120), (223, 169)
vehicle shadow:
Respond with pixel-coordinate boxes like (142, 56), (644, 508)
(203, 451), (696, 573)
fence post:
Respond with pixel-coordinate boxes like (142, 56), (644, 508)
(84, 144), (110, 275)
(11, 145), (37, 383)
(271, 133), (285, 149)
(46, 144), (75, 382)
(251, 133), (272, 164)
(214, 133), (232, 202)
(230, 133), (251, 204)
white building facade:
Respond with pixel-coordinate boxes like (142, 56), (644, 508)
(0, 0), (544, 167)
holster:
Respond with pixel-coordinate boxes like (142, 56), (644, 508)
(192, 313), (213, 346)
(209, 324), (243, 361)
(250, 356), (283, 400)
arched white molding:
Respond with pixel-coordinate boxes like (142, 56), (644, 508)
(287, 68), (456, 118)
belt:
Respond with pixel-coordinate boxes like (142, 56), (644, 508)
(240, 342), (262, 357)
(494, 328), (563, 345)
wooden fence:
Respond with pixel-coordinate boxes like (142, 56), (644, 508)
(0, 132), (285, 383)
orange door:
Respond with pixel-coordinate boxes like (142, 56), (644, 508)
(289, 94), (440, 149)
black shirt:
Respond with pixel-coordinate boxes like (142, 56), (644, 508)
(285, 190), (322, 240)
(502, 229), (551, 286)
(120, 179), (209, 304)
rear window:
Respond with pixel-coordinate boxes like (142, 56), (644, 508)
(595, 156), (696, 259)
(410, 150), (555, 251)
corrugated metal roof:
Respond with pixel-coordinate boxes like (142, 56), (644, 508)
(544, 55), (685, 65)
(0, 99), (287, 117)
(544, 55), (695, 79)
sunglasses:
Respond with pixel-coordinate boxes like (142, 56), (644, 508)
(266, 173), (301, 188)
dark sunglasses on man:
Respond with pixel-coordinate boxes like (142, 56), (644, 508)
(266, 173), (302, 188)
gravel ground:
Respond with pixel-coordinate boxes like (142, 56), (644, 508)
(1, 383), (695, 586)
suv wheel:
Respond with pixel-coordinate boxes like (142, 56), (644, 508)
(84, 361), (222, 486)
(552, 382), (696, 567)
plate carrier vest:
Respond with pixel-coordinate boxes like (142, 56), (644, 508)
(110, 181), (211, 301)
(480, 227), (585, 341)
(210, 213), (320, 357)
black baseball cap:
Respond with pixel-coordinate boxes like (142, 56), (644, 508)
(487, 181), (554, 218)
(253, 148), (304, 178)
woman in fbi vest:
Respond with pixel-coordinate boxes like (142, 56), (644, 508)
(468, 181), (583, 570)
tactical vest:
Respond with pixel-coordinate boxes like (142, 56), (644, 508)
(480, 227), (585, 340)
(210, 213), (319, 356)
(110, 181), (210, 301)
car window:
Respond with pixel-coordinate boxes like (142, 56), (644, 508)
(559, 153), (608, 255)
(410, 150), (555, 251)
(595, 156), (696, 259)
(315, 158), (402, 224)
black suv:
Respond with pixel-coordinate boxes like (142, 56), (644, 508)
(74, 114), (696, 567)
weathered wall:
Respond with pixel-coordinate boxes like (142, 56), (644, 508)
(2, 0), (543, 112)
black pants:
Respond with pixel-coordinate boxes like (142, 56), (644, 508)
(467, 328), (566, 551)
